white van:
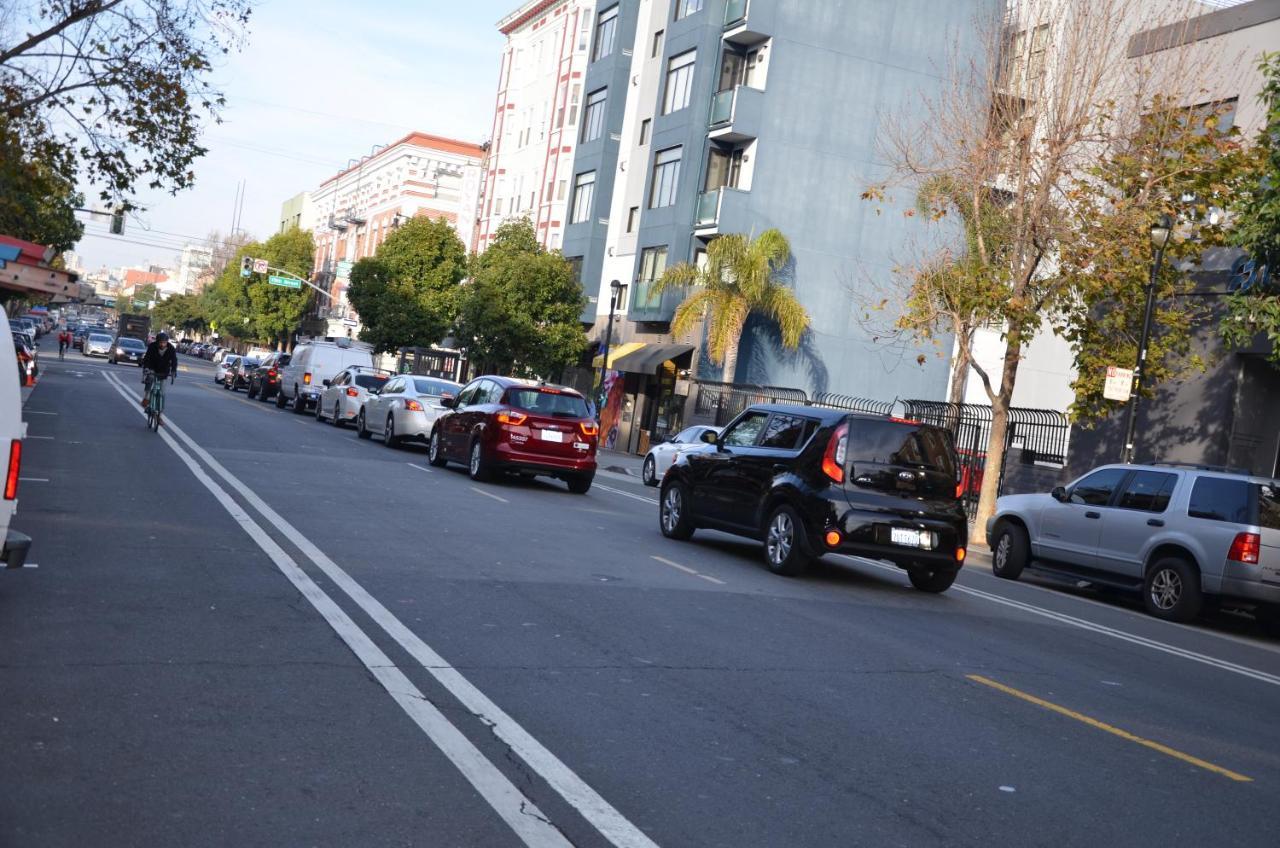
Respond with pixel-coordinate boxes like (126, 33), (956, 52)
(277, 337), (374, 414)
(1, 303), (31, 568)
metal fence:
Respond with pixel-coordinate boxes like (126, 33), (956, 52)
(692, 380), (809, 426)
(807, 392), (896, 417)
(901, 401), (1070, 514)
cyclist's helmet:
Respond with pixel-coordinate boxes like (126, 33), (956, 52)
(156, 331), (169, 342)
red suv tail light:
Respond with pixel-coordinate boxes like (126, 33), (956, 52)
(1228, 532), (1261, 564)
(497, 410), (528, 426)
(822, 423), (848, 484)
(404, 400), (424, 412)
(346, 388), (359, 397)
(579, 421), (599, 437)
(4, 439), (20, 501)
(268, 369), (277, 378)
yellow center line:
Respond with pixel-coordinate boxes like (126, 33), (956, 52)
(966, 674), (1252, 783)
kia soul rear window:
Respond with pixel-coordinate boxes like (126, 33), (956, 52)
(850, 419), (956, 477)
(505, 388), (589, 418)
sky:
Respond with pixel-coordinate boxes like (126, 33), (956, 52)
(72, 0), (519, 273)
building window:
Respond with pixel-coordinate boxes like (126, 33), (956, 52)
(581, 87), (607, 143)
(568, 84), (581, 125)
(675, 0), (704, 19)
(634, 246), (669, 310)
(649, 147), (681, 209)
(567, 256), (584, 285)
(652, 29), (664, 58)
(627, 206), (640, 233)
(594, 6), (618, 62)
(557, 179), (567, 201)
(663, 50), (696, 114)
(571, 171), (596, 224)
(639, 118), (652, 145)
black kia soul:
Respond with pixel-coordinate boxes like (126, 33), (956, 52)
(659, 404), (968, 592)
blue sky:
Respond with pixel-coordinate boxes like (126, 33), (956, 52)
(74, 0), (519, 272)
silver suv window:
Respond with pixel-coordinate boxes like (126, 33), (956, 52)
(1188, 477), (1251, 524)
(1116, 471), (1176, 513)
(1069, 468), (1127, 506)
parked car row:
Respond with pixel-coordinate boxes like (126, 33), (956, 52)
(196, 338), (602, 494)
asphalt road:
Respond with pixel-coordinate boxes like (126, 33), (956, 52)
(3, 351), (1279, 847)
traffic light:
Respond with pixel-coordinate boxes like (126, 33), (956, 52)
(241, 256), (253, 278)
(109, 209), (124, 235)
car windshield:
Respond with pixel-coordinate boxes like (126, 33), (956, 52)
(224, 356), (239, 365)
(413, 378), (459, 396)
(89, 334), (111, 343)
(354, 374), (389, 390)
(119, 338), (145, 349)
(504, 387), (590, 418)
(241, 358), (260, 369)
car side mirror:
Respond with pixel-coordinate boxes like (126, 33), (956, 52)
(322, 379), (331, 387)
(440, 396), (456, 409)
(699, 429), (719, 446)
(1051, 486), (1068, 502)
(367, 388), (380, 395)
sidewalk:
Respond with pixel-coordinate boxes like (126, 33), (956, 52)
(598, 448), (645, 478)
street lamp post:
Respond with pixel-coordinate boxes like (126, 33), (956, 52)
(598, 279), (623, 419)
(1121, 213), (1174, 464)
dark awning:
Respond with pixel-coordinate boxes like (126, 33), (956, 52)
(611, 343), (695, 374)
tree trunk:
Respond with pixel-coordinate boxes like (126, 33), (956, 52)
(721, 338), (740, 386)
(970, 327), (1022, 547)
(948, 337), (970, 406)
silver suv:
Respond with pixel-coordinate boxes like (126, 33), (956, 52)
(987, 464), (1280, 623)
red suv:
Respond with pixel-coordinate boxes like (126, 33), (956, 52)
(428, 376), (598, 493)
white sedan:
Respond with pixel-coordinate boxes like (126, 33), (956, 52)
(641, 425), (722, 486)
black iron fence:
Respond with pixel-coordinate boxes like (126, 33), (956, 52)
(687, 381), (1070, 512)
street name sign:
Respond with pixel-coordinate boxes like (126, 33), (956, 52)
(1103, 366), (1133, 402)
(268, 275), (302, 289)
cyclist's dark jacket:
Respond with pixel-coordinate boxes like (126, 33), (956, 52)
(142, 342), (177, 378)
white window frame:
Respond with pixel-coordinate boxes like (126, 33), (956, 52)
(581, 87), (608, 143)
(663, 50), (697, 115)
(593, 6), (619, 62)
(649, 147), (682, 209)
(571, 171), (596, 224)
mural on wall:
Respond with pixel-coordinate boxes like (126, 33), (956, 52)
(598, 370), (625, 450)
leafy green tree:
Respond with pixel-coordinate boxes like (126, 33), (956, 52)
(201, 228), (314, 348)
(0, 118), (83, 252)
(152, 293), (209, 336)
(1059, 95), (1253, 420)
(348, 216), (467, 353)
(0, 1), (252, 207)
(651, 229), (809, 384)
(1223, 52), (1280, 362)
(458, 219), (586, 377)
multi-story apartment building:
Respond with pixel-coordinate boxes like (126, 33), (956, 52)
(173, 244), (213, 295)
(278, 192), (315, 235)
(474, 0), (598, 254)
(561, 0), (997, 453)
(310, 132), (486, 336)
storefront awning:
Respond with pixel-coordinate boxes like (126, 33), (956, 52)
(611, 344), (694, 374)
(591, 341), (646, 369)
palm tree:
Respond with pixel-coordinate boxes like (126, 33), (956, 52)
(651, 229), (809, 384)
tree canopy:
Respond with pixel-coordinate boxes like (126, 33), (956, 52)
(457, 219), (586, 377)
(347, 216), (468, 353)
(204, 228), (315, 347)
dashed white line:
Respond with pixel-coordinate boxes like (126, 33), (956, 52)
(594, 482), (657, 505)
(470, 486), (509, 504)
(24, 411), (56, 415)
(651, 555), (726, 586)
(18, 477), (48, 482)
(407, 463), (435, 474)
(25, 436), (54, 440)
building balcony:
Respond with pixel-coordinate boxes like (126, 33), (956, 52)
(723, 0), (773, 46)
(708, 85), (763, 144)
(693, 186), (751, 235)
(628, 279), (668, 323)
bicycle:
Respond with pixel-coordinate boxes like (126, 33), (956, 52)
(143, 370), (173, 432)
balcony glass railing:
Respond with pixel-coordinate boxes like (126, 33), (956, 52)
(724, 0), (747, 27)
(709, 88), (735, 126)
(631, 280), (663, 313)
(695, 189), (721, 226)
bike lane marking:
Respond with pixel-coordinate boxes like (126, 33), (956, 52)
(108, 371), (662, 848)
(101, 371), (575, 848)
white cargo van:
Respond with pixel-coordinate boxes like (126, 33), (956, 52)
(1, 303), (31, 568)
(277, 337), (374, 414)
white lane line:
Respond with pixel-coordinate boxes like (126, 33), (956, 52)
(101, 371), (572, 848)
(840, 554), (1280, 688)
(470, 486), (509, 504)
(21, 563), (38, 568)
(25, 436), (54, 440)
(651, 555), (726, 586)
(123, 373), (660, 848)
(594, 482), (657, 505)
(407, 463), (435, 474)
(18, 477), (48, 482)
(24, 411), (56, 415)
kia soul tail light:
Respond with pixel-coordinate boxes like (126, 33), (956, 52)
(822, 423), (848, 484)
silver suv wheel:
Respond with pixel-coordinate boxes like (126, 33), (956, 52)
(766, 511), (794, 566)
(1149, 567), (1182, 611)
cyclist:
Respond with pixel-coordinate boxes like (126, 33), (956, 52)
(141, 331), (178, 410)
(57, 327), (71, 359)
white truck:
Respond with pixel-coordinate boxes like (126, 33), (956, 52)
(277, 336), (374, 414)
(1, 303), (31, 568)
